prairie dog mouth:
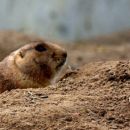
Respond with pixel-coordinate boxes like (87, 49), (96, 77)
(56, 51), (67, 69)
(56, 58), (66, 70)
(51, 59), (68, 85)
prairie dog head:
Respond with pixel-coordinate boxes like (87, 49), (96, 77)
(13, 41), (67, 83)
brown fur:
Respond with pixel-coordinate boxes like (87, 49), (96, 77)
(0, 41), (67, 93)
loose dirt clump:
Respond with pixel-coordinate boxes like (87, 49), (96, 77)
(0, 60), (130, 130)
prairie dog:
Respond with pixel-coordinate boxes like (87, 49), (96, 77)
(0, 41), (67, 93)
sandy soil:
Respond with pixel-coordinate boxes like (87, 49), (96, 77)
(0, 30), (130, 130)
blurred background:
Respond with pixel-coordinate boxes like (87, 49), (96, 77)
(0, 0), (130, 42)
(0, 0), (130, 67)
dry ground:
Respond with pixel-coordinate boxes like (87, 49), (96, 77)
(0, 30), (130, 130)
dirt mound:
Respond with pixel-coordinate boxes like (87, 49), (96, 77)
(0, 60), (130, 130)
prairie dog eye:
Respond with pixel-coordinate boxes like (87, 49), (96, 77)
(35, 44), (47, 52)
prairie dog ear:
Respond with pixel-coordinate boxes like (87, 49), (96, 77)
(19, 51), (25, 58)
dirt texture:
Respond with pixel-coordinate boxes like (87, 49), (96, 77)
(0, 30), (130, 130)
